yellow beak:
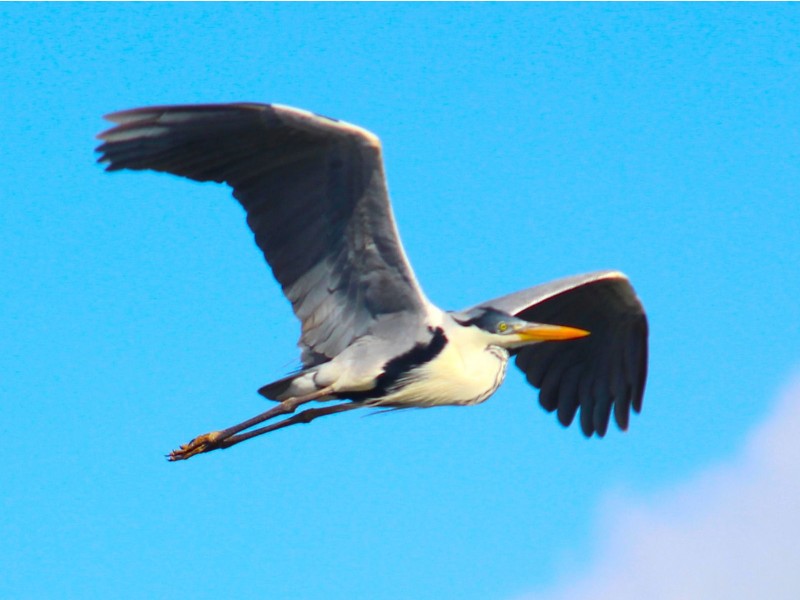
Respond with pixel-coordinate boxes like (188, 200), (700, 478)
(513, 322), (590, 342)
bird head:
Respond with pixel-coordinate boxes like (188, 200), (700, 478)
(455, 308), (590, 350)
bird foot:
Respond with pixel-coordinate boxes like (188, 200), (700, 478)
(168, 430), (225, 461)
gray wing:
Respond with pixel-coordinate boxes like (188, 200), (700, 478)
(472, 271), (648, 437)
(96, 103), (429, 366)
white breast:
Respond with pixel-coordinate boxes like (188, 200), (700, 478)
(374, 322), (510, 408)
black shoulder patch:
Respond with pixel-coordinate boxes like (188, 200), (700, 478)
(346, 327), (448, 401)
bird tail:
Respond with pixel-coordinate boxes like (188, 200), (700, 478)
(258, 367), (319, 402)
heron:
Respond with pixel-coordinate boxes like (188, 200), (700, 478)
(96, 103), (648, 461)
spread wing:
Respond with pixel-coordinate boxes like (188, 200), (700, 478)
(473, 271), (648, 437)
(96, 103), (429, 366)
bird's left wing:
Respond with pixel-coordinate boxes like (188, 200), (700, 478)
(467, 271), (648, 437)
(96, 103), (430, 366)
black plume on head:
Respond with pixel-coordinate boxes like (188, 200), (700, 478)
(453, 307), (514, 332)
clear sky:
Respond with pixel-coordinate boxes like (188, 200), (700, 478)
(2, 4), (799, 599)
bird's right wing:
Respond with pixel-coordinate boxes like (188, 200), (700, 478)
(470, 271), (648, 437)
(96, 103), (430, 366)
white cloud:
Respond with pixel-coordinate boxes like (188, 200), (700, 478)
(521, 372), (800, 600)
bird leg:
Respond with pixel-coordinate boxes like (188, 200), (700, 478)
(216, 402), (364, 447)
(168, 386), (336, 461)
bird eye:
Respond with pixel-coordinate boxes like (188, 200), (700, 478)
(497, 322), (508, 333)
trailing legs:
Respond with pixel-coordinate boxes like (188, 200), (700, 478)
(168, 386), (358, 461)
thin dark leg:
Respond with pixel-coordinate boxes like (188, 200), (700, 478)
(168, 386), (335, 461)
(218, 402), (363, 448)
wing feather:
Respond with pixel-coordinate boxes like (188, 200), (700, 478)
(555, 364), (582, 427)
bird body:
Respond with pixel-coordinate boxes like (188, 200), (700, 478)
(341, 309), (512, 409)
(261, 309), (509, 408)
(373, 317), (508, 408)
(96, 102), (649, 460)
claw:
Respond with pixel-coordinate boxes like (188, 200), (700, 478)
(167, 430), (224, 461)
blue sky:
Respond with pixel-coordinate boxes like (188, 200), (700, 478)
(3, 4), (799, 599)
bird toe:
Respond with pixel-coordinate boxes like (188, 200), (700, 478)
(167, 430), (224, 461)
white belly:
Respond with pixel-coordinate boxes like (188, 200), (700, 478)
(375, 333), (509, 408)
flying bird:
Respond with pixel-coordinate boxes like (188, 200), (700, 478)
(96, 103), (648, 461)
